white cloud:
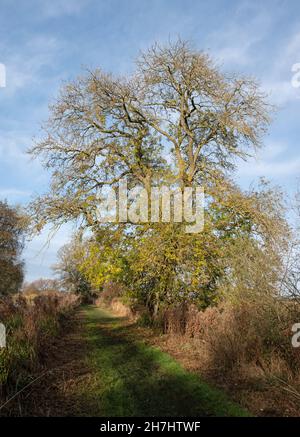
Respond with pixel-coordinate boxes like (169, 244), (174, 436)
(239, 157), (300, 178)
(207, 2), (272, 68)
(205, 5), (300, 106)
(236, 142), (300, 178)
(0, 132), (43, 176)
(24, 224), (74, 282)
(261, 31), (300, 105)
(262, 79), (299, 106)
(286, 31), (300, 58)
(40, 0), (90, 18)
(0, 188), (31, 199)
(2, 36), (62, 96)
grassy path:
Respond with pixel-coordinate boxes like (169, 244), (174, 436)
(78, 305), (247, 417)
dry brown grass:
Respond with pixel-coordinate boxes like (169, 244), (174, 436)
(0, 292), (80, 406)
(155, 299), (300, 416)
(95, 282), (143, 320)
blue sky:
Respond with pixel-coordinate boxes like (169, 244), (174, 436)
(1, 0), (300, 281)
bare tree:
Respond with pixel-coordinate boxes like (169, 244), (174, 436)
(22, 278), (61, 295)
(53, 237), (93, 301)
(29, 40), (271, 231)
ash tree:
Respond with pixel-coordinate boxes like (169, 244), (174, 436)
(53, 237), (94, 302)
(29, 40), (270, 230)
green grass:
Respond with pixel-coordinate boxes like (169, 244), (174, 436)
(79, 305), (248, 417)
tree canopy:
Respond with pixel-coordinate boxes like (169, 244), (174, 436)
(0, 200), (25, 296)
(29, 40), (271, 231)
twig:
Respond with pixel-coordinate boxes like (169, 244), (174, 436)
(0, 366), (62, 412)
